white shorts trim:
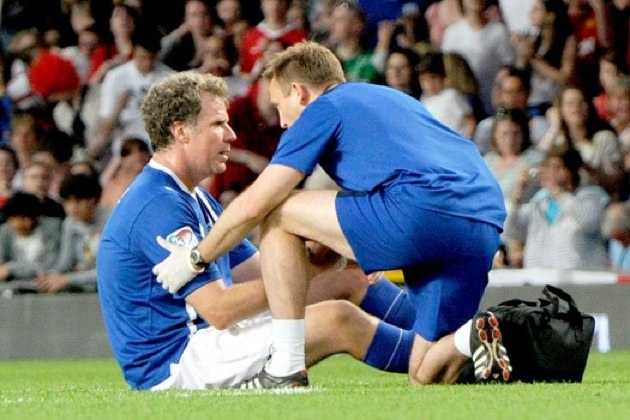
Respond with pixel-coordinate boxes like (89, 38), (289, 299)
(152, 314), (273, 390)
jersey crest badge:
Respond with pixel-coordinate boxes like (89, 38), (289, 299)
(165, 227), (199, 248)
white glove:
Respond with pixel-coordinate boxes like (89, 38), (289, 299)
(152, 236), (204, 293)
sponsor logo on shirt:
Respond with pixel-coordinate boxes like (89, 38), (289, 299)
(166, 227), (199, 248)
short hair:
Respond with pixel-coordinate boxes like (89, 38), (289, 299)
(69, 160), (98, 177)
(545, 146), (583, 189)
(417, 51), (445, 77)
(490, 107), (531, 154)
(262, 41), (346, 94)
(38, 129), (75, 164)
(501, 65), (531, 93)
(132, 24), (162, 53)
(59, 173), (102, 200)
(141, 72), (229, 151)
(4, 191), (41, 219)
(120, 137), (150, 157)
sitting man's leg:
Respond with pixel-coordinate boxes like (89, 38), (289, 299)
(242, 189), (416, 387)
(304, 300), (415, 375)
(246, 188), (509, 387)
(303, 301), (472, 382)
(238, 299), (414, 390)
(307, 254), (415, 330)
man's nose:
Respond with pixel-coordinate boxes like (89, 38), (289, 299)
(225, 126), (237, 142)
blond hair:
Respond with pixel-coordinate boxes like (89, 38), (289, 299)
(262, 41), (346, 94)
(141, 72), (228, 151)
(443, 52), (478, 96)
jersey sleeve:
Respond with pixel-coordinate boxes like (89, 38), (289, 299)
(128, 192), (223, 298)
(270, 97), (342, 176)
(228, 239), (257, 268)
(198, 189), (257, 269)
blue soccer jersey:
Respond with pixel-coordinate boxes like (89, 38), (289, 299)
(270, 82), (506, 229)
(97, 161), (256, 390)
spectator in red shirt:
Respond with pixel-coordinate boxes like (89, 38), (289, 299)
(239, 0), (307, 80)
(7, 28), (80, 108)
(566, 0), (614, 99)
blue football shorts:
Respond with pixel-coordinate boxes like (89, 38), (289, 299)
(336, 187), (501, 341)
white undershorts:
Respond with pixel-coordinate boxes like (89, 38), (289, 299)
(152, 314), (273, 390)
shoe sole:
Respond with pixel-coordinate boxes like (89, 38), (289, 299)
(473, 312), (512, 382)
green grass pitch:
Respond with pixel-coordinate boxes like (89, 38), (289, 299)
(1, 352), (629, 419)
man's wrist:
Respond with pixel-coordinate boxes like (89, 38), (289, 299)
(189, 247), (208, 272)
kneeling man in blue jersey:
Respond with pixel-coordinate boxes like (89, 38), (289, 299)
(98, 71), (425, 390)
(153, 42), (512, 389)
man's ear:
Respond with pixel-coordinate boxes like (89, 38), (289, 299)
(292, 82), (311, 106)
(170, 121), (188, 143)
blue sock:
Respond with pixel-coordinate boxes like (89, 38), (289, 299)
(363, 321), (415, 373)
(360, 279), (415, 330)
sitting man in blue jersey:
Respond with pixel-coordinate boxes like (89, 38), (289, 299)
(153, 42), (512, 388)
(97, 71), (424, 390)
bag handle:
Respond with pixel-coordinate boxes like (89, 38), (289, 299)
(540, 284), (583, 328)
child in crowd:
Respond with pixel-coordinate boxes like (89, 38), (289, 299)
(19, 161), (65, 219)
(35, 174), (110, 293)
(0, 192), (61, 283)
(418, 51), (476, 139)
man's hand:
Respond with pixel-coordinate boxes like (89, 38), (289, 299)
(152, 236), (204, 293)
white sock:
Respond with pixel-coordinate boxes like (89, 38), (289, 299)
(266, 319), (305, 376)
(453, 320), (472, 357)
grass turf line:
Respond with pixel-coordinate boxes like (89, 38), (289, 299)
(0, 352), (629, 419)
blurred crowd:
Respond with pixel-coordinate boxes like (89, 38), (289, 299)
(0, 0), (629, 294)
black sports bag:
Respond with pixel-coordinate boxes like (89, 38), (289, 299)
(458, 285), (595, 383)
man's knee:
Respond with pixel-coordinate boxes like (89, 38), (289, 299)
(307, 300), (372, 353)
(325, 300), (363, 327)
